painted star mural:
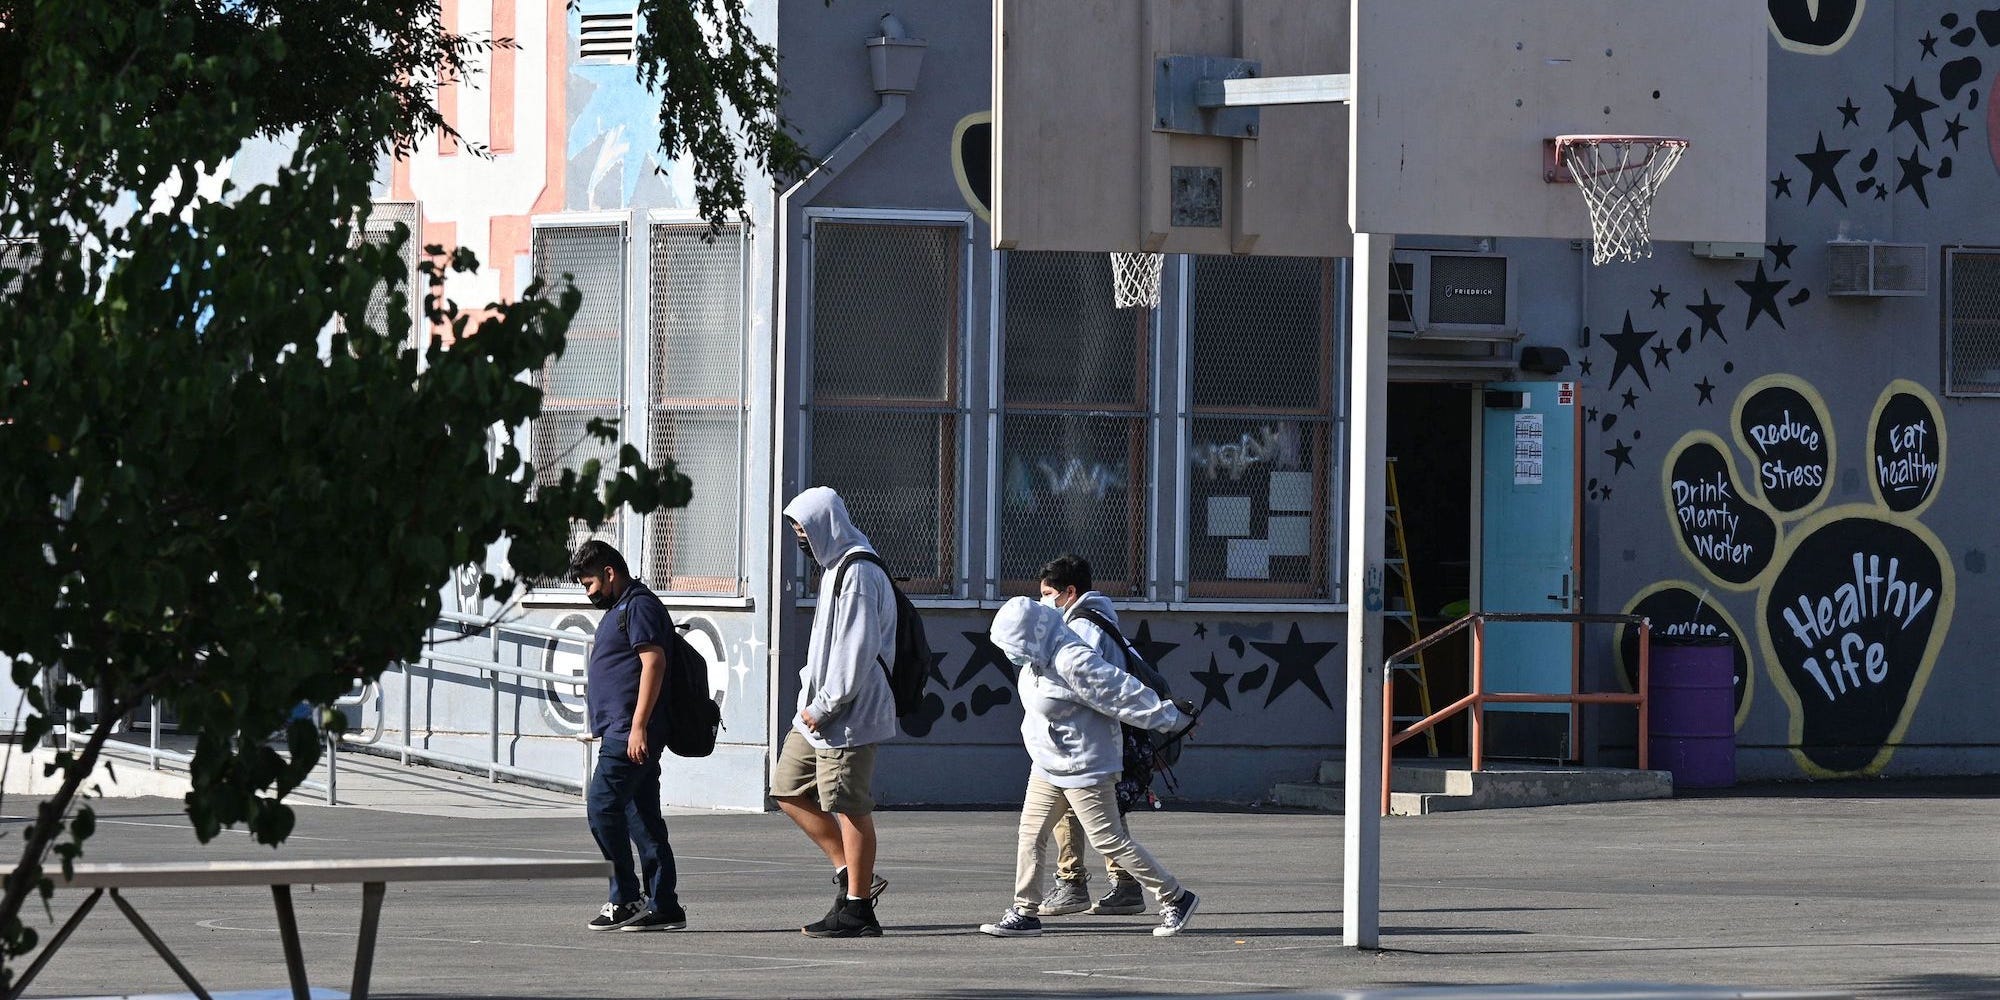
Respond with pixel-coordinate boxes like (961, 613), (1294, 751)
(1250, 624), (1339, 710)
(1795, 132), (1850, 205)
(1686, 289), (1727, 343)
(1190, 654), (1236, 711)
(1736, 264), (1791, 330)
(1602, 312), (1658, 391)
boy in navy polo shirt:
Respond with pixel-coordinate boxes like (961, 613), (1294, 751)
(571, 540), (686, 932)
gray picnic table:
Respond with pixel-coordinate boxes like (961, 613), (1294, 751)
(11, 857), (609, 1000)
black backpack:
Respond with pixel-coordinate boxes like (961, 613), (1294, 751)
(621, 606), (722, 758)
(831, 550), (933, 729)
(1069, 607), (1186, 812)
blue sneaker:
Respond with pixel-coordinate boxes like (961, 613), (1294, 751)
(1154, 889), (1198, 937)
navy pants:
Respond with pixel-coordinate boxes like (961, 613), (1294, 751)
(587, 739), (678, 910)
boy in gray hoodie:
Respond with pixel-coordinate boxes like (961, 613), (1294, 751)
(777, 487), (898, 938)
(1037, 554), (1156, 917)
(978, 596), (1202, 938)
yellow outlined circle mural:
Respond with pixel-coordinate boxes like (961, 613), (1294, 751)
(1767, 0), (1866, 55)
(952, 111), (992, 223)
(1730, 373), (1835, 520)
(1617, 580), (1755, 731)
(1660, 429), (1783, 593)
(1866, 379), (1945, 517)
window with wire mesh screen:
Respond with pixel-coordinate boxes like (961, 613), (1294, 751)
(645, 223), (744, 594)
(349, 202), (423, 349)
(1945, 248), (2000, 397)
(530, 223), (626, 575)
(1186, 255), (1338, 600)
(997, 252), (1150, 597)
(806, 220), (964, 595)
(0, 239), (35, 299)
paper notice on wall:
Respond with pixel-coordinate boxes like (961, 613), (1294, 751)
(1514, 412), (1544, 485)
(1267, 516), (1312, 557)
(1207, 496), (1252, 537)
(1268, 471), (1313, 512)
(1226, 538), (1271, 579)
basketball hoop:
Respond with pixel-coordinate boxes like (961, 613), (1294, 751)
(1110, 251), (1164, 309)
(1546, 135), (1689, 266)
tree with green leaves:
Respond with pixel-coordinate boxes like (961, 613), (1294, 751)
(0, 0), (805, 980)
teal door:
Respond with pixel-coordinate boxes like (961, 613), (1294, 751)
(1479, 381), (1577, 758)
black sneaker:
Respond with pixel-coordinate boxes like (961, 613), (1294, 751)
(831, 866), (889, 901)
(977, 907), (1043, 937)
(802, 896), (882, 938)
(1154, 889), (1199, 937)
(587, 901), (644, 931)
(620, 905), (688, 932)
(1090, 877), (1146, 916)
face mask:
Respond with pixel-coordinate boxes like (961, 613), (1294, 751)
(1039, 594), (1061, 609)
(795, 536), (815, 562)
(1006, 652), (1036, 669)
(588, 587), (617, 610)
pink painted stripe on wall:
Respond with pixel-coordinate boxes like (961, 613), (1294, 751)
(438, 0), (460, 156)
(490, 0), (516, 154)
(532, 0), (565, 213)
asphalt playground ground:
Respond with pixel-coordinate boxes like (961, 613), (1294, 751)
(9, 776), (1997, 999)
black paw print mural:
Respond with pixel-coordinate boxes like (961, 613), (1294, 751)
(1631, 375), (1954, 777)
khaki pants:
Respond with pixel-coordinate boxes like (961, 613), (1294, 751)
(1053, 803), (1129, 884)
(1014, 774), (1177, 914)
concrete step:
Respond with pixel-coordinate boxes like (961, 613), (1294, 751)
(1266, 781), (1345, 813)
(1270, 758), (1674, 815)
(1387, 760), (1673, 816)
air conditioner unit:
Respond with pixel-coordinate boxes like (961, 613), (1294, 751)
(1388, 250), (1518, 340)
(1827, 241), (1928, 297)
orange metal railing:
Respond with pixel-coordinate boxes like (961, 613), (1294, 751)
(1381, 611), (1651, 816)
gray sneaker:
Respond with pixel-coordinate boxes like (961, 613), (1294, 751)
(1040, 878), (1091, 915)
(1089, 877), (1145, 915)
(1154, 889), (1199, 937)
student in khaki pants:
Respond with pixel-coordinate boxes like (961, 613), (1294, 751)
(977, 597), (1202, 938)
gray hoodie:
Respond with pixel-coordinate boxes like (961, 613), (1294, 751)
(783, 487), (899, 749)
(989, 596), (1186, 788)
(1060, 591), (1124, 665)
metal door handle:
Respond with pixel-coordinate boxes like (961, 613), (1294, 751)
(1546, 573), (1571, 609)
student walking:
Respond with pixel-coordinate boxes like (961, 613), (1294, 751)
(776, 487), (897, 938)
(977, 596), (1202, 938)
(1034, 554), (1165, 918)
(571, 540), (686, 932)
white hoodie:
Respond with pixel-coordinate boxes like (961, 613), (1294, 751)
(989, 596), (1186, 789)
(783, 487), (899, 749)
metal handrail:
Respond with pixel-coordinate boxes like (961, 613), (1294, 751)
(1381, 611), (1651, 815)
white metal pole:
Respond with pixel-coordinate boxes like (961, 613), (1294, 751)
(1342, 230), (1391, 949)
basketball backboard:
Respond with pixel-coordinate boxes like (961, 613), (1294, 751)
(1349, 0), (1767, 244)
(992, 0), (1767, 254)
(992, 0), (1352, 257)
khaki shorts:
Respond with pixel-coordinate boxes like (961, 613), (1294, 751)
(773, 729), (878, 815)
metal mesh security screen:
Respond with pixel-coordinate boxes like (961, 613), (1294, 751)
(807, 220), (964, 594)
(532, 223), (626, 562)
(999, 252), (1149, 595)
(646, 224), (743, 594)
(1187, 255), (1337, 599)
(354, 202), (422, 347)
(0, 240), (36, 299)
(1945, 249), (2000, 396)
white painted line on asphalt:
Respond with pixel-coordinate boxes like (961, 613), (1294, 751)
(193, 918), (865, 969)
(1046, 970), (1296, 989)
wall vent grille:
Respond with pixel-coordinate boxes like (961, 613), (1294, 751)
(579, 10), (637, 63)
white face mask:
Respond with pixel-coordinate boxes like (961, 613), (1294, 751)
(1039, 594), (1062, 609)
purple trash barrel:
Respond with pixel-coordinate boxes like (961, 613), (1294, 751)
(1647, 634), (1737, 789)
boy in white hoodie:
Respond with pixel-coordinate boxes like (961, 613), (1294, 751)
(978, 596), (1202, 938)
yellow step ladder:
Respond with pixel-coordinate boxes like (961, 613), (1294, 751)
(1386, 458), (1439, 757)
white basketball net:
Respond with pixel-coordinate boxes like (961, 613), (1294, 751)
(1559, 136), (1689, 266)
(1110, 251), (1164, 309)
